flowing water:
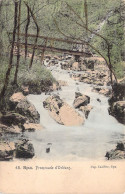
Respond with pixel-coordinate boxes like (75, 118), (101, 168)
(26, 59), (124, 161)
(88, 11), (113, 41)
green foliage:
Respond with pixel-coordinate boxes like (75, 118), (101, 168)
(0, 0), (120, 46)
(91, 2), (124, 78)
(18, 58), (56, 86)
(113, 61), (125, 79)
(0, 55), (56, 109)
(0, 0), (124, 80)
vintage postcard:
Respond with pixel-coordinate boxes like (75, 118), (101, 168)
(0, 0), (125, 193)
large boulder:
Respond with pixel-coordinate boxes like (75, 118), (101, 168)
(109, 101), (125, 124)
(92, 87), (112, 97)
(0, 142), (15, 161)
(9, 92), (26, 109)
(0, 139), (35, 160)
(108, 82), (125, 124)
(20, 78), (54, 94)
(15, 99), (40, 124)
(105, 149), (125, 160)
(43, 95), (84, 126)
(116, 142), (125, 151)
(73, 93), (92, 119)
(110, 83), (125, 103)
(0, 123), (22, 134)
(109, 83), (125, 106)
(15, 139), (35, 159)
(9, 93), (40, 124)
(73, 92), (90, 109)
(105, 142), (125, 160)
(0, 112), (26, 126)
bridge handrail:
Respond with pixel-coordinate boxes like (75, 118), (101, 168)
(9, 32), (86, 46)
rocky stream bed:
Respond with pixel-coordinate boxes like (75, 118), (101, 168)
(0, 55), (125, 161)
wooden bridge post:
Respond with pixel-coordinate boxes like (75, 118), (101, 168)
(41, 38), (48, 64)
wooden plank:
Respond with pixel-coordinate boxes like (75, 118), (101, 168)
(14, 42), (91, 57)
(9, 32), (87, 46)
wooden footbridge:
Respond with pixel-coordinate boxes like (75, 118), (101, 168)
(9, 32), (92, 59)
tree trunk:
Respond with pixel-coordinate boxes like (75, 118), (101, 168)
(84, 0), (88, 38)
(25, 5), (30, 59)
(24, 3), (40, 69)
(0, 1), (3, 54)
(14, 0), (21, 84)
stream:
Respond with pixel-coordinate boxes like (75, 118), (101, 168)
(88, 11), (113, 41)
(25, 58), (124, 161)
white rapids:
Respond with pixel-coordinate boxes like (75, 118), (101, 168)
(26, 59), (125, 161)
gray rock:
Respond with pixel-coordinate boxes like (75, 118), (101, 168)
(15, 139), (35, 159)
(43, 95), (84, 126)
(0, 112), (26, 126)
(15, 99), (40, 124)
(105, 142), (125, 160)
(109, 101), (125, 124)
(0, 142), (15, 161)
(73, 94), (90, 109)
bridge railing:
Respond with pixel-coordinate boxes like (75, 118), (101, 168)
(9, 32), (92, 57)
